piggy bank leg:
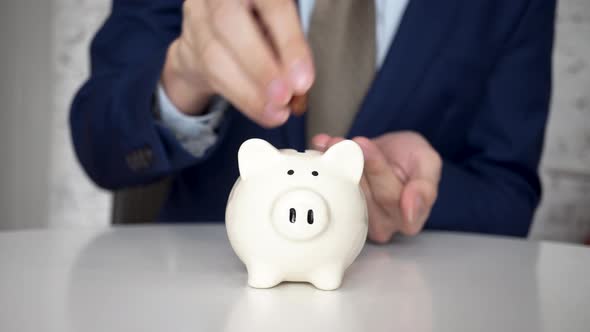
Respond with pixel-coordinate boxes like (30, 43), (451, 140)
(247, 264), (283, 289)
(309, 265), (344, 291)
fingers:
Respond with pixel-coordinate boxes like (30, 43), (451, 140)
(313, 134), (427, 243)
(354, 137), (406, 243)
(374, 132), (442, 235)
(312, 134), (403, 243)
(361, 176), (400, 244)
(311, 134), (332, 151)
(207, 0), (290, 106)
(311, 133), (441, 241)
(209, 0), (313, 118)
(253, 0), (315, 93)
(175, 0), (314, 127)
(183, 14), (288, 127)
(398, 179), (438, 236)
(375, 132), (442, 184)
(407, 144), (441, 187)
(353, 137), (403, 218)
(311, 134), (346, 153)
(199, 41), (290, 127)
(196, 0), (292, 127)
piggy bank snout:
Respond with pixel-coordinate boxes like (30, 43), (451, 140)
(271, 189), (330, 241)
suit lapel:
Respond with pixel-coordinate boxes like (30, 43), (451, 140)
(348, 0), (460, 138)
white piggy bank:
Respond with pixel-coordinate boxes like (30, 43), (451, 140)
(225, 138), (368, 290)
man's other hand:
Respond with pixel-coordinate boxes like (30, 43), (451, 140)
(313, 132), (442, 244)
(162, 0), (314, 126)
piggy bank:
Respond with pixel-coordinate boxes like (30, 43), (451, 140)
(225, 138), (368, 290)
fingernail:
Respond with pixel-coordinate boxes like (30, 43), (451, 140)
(313, 137), (328, 150)
(267, 79), (290, 104)
(314, 141), (327, 151)
(289, 60), (313, 92)
(409, 196), (425, 224)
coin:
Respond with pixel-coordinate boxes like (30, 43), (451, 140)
(289, 94), (308, 116)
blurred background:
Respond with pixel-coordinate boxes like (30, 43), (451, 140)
(0, 0), (588, 242)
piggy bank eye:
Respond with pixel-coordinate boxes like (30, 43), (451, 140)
(312, 171), (319, 176)
(287, 169), (294, 175)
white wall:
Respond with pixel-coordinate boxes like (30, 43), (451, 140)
(0, 0), (53, 229)
(529, 0), (590, 242)
(1, 0), (589, 241)
(49, 0), (111, 227)
(0, 0), (111, 230)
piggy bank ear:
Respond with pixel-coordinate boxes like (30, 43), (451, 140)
(238, 139), (281, 179)
(321, 140), (364, 183)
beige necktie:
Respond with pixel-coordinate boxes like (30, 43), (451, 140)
(306, 0), (376, 145)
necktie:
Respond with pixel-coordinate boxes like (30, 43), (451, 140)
(306, 0), (376, 146)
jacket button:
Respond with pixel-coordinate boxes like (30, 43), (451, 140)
(126, 147), (153, 171)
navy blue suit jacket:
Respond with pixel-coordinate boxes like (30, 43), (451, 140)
(70, 0), (556, 237)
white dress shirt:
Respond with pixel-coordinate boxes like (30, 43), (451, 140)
(157, 0), (409, 157)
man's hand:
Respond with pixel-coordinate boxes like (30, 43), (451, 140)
(313, 132), (442, 243)
(161, 0), (314, 127)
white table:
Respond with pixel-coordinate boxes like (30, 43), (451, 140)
(0, 225), (588, 332)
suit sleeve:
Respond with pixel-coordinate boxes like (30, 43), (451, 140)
(426, 0), (556, 237)
(69, 0), (231, 190)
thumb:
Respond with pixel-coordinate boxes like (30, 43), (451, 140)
(399, 178), (437, 236)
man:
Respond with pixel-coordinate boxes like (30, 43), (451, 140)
(70, 0), (556, 242)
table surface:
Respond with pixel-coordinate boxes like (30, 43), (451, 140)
(0, 225), (589, 332)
